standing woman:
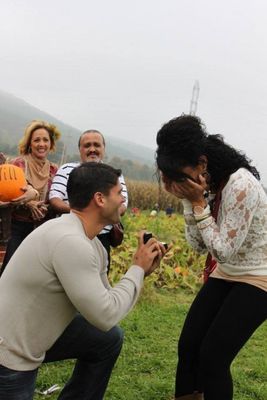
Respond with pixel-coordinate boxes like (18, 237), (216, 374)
(1, 120), (60, 276)
(156, 115), (267, 400)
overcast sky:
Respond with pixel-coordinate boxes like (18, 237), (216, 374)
(1, 0), (267, 184)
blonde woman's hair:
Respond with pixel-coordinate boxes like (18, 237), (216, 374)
(18, 120), (61, 155)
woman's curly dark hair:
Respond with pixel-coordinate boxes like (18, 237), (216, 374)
(156, 115), (260, 190)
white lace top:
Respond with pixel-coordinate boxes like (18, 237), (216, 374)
(184, 168), (267, 277)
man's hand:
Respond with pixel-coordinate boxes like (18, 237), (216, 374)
(133, 232), (167, 276)
(49, 197), (70, 214)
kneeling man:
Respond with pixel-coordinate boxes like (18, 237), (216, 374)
(0, 162), (165, 400)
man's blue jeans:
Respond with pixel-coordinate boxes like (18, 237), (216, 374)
(0, 314), (123, 400)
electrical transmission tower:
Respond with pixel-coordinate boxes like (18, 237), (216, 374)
(189, 80), (200, 115)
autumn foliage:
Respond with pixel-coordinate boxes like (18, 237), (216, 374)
(110, 211), (205, 293)
(125, 179), (183, 212)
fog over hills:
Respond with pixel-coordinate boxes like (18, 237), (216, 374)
(0, 90), (155, 166)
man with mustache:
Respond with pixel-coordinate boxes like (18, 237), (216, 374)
(49, 130), (128, 272)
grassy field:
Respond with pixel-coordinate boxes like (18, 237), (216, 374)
(33, 212), (266, 399)
(34, 289), (267, 400)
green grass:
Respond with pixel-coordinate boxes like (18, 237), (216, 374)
(34, 288), (267, 400)
(34, 212), (267, 399)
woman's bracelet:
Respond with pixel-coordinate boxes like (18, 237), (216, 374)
(195, 213), (211, 223)
(193, 204), (211, 220)
(196, 215), (213, 230)
(198, 220), (214, 230)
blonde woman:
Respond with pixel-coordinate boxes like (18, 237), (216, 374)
(0, 121), (60, 276)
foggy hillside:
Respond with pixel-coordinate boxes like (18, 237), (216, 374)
(0, 90), (155, 165)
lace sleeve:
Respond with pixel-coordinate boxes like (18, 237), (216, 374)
(182, 199), (207, 254)
(198, 170), (260, 263)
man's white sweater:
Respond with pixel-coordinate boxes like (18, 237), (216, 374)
(0, 213), (144, 371)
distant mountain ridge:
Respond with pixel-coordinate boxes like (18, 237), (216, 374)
(0, 90), (155, 165)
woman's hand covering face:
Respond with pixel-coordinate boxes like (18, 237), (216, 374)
(162, 173), (208, 204)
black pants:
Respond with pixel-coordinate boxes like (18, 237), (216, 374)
(175, 278), (267, 400)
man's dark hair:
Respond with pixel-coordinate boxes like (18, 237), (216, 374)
(67, 162), (121, 210)
(78, 130), (106, 147)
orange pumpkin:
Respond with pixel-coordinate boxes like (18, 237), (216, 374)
(0, 164), (27, 202)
